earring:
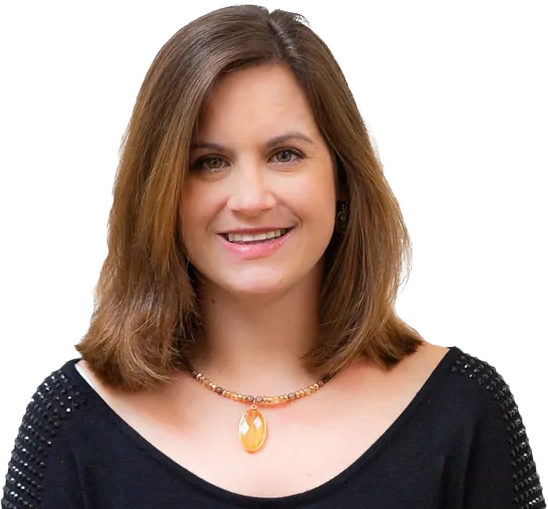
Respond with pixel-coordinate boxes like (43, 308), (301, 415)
(335, 201), (349, 233)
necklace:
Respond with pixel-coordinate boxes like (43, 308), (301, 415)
(183, 359), (335, 453)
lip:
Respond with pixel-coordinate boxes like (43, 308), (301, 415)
(217, 228), (294, 260)
(219, 227), (292, 235)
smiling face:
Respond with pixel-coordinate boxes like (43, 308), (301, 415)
(181, 64), (337, 297)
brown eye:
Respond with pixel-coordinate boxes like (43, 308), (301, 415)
(272, 149), (303, 164)
(193, 156), (226, 173)
(206, 157), (224, 169)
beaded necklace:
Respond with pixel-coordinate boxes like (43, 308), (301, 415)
(183, 359), (335, 453)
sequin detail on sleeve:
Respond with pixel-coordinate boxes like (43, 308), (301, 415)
(1, 367), (88, 508)
(451, 353), (545, 509)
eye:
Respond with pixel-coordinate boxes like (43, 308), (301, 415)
(191, 148), (305, 174)
(271, 148), (304, 164)
(192, 156), (226, 173)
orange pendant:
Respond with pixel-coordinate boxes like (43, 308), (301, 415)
(239, 406), (267, 453)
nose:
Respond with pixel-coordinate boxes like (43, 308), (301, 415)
(226, 163), (276, 216)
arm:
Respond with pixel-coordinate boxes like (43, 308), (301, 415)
(1, 373), (86, 508)
(463, 370), (545, 508)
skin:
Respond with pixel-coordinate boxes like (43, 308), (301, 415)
(77, 64), (449, 497)
(182, 64), (336, 299)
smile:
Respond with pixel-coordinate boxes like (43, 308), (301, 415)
(218, 228), (294, 259)
(225, 228), (290, 244)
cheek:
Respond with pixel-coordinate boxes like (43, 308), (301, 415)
(180, 182), (218, 233)
(285, 170), (337, 220)
(180, 187), (212, 259)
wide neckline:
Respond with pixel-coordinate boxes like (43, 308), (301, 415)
(62, 346), (461, 507)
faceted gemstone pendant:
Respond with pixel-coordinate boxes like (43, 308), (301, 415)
(239, 407), (267, 453)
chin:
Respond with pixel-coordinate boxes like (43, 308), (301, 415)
(219, 268), (291, 297)
(227, 278), (287, 297)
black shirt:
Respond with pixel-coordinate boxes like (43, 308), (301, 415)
(1, 346), (545, 508)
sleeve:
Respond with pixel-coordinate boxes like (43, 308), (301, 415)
(1, 369), (87, 508)
(463, 367), (545, 508)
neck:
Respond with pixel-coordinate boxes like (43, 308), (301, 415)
(190, 267), (324, 395)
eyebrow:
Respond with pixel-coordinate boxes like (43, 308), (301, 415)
(191, 131), (314, 151)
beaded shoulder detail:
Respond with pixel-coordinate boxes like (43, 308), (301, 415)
(2, 364), (88, 509)
(450, 352), (545, 509)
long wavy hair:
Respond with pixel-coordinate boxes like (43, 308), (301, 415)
(75, 5), (423, 392)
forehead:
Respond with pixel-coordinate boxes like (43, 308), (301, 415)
(195, 64), (320, 143)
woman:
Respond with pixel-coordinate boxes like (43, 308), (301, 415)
(2, 5), (544, 508)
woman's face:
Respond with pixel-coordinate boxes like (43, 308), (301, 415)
(181, 64), (337, 297)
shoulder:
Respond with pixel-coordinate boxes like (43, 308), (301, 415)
(9, 357), (92, 447)
(438, 348), (546, 507)
(443, 347), (515, 413)
(441, 347), (533, 456)
(2, 359), (91, 507)
(17, 358), (92, 432)
(401, 344), (525, 429)
(34, 358), (92, 416)
(414, 345), (519, 426)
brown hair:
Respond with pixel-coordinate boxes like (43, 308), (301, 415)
(75, 5), (423, 392)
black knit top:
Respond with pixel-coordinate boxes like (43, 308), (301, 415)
(1, 346), (545, 508)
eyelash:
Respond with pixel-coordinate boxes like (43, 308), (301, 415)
(191, 148), (306, 173)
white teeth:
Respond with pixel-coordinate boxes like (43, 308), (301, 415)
(227, 229), (287, 243)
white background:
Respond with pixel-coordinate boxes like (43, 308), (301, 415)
(1, 0), (546, 489)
